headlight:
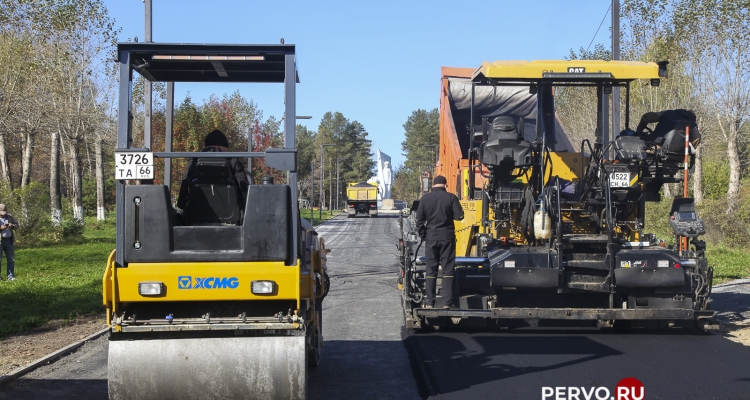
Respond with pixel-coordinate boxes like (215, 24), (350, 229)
(251, 280), (276, 295)
(139, 282), (163, 296)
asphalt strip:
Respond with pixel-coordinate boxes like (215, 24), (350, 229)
(0, 327), (110, 385)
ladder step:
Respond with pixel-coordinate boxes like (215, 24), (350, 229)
(563, 234), (609, 244)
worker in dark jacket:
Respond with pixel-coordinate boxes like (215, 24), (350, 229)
(415, 175), (464, 309)
(0, 204), (18, 281)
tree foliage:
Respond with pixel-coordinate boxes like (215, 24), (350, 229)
(313, 112), (375, 208)
(0, 0), (376, 240)
(558, 0), (750, 243)
(393, 108), (439, 203)
(0, 0), (119, 239)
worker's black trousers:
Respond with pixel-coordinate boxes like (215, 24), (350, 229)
(424, 239), (456, 307)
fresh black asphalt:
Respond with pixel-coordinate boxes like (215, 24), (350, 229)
(410, 327), (750, 399)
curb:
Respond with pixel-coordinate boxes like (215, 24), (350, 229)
(0, 327), (109, 385)
(313, 212), (345, 228)
(712, 278), (750, 290)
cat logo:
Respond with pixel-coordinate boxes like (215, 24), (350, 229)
(621, 260), (647, 268)
(568, 67), (586, 73)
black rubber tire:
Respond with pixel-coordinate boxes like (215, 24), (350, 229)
(308, 303), (323, 367)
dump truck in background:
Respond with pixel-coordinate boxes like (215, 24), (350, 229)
(346, 182), (378, 218)
(399, 62), (714, 331)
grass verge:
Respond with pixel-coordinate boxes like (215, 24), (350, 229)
(0, 217), (113, 338)
(707, 246), (750, 284)
(299, 209), (342, 226)
(646, 200), (750, 284)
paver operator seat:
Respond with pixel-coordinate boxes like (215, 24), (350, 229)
(479, 116), (533, 183)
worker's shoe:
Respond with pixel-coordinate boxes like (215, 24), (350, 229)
(6, 275), (14, 281)
(443, 304), (457, 310)
(424, 304), (434, 309)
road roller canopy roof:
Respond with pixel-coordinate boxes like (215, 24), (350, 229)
(114, 42), (300, 268)
(472, 60), (667, 83)
(118, 42), (299, 83)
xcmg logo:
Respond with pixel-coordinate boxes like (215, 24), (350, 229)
(177, 276), (239, 289)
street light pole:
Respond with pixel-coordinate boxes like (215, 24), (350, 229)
(612, 0), (621, 147)
(247, 126), (253, 181)
(143, 0), (152, 150)
(310, 160), (314, 226)
(319, 144), (334, 221)
(418, 159), (422, 197)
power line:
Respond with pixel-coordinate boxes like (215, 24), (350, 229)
(587, 3), (612, 53)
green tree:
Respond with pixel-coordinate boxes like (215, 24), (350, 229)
(296, 124), (317, 198)
(394, 108), (439, 202)
(168, 92), (279, 200)
(673, 0), (750, 212)
(315, 112), (375, 208)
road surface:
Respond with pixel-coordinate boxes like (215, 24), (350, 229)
(2, 214), (750, 400)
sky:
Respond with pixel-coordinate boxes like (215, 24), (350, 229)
(104, 0), (615, 167)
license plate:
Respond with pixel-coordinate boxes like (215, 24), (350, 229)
(115, 152), (154, 180)
(609, 172), (631, 188)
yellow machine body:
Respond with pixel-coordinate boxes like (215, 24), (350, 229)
(346, 182), (378, 201)
(106, 42), (326, 400)
(473, 59), (663, 81)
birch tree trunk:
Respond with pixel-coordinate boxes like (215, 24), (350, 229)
(726, 131), (741, 213)
(693, 144), (703, 204)
(21, 131), (33, 187)
(95, 136), (105, 220)
(50, 131), (62, 226)
(663, 183), (672, 199)
(68, 139), (84, 223)
(0, 132), (11, 186)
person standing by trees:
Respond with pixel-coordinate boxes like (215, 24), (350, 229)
(0, 204), (18, 281)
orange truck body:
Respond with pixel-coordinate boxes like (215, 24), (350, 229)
(435, 67), (488, 199)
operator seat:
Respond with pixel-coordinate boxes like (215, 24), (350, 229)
(641, 109), (701, 163)
(182, 158), (242, 225)
(479, 116), (533, 172)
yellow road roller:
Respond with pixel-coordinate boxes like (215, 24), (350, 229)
(102, 42), (329, 399)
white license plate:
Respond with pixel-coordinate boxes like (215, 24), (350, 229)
(115, 152), (154, 180)
(609, 172), (631, 188)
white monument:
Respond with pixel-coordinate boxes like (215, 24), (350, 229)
(376, 150), (393, 201)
